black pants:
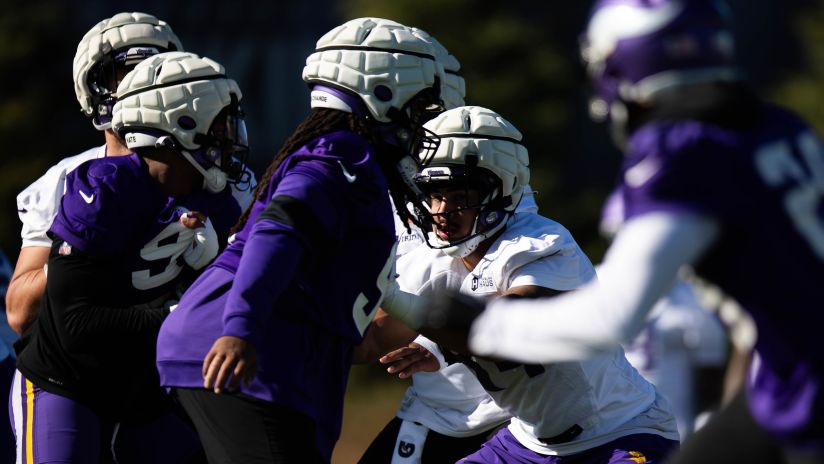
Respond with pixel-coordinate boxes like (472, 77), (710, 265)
(358, 416), (506, 463)
(175, 388), (324, 464)
(668, 391), (824, 464)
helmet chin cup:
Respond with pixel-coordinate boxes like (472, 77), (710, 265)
(181, 150), (227, 193)
(202, 167), (228, 193)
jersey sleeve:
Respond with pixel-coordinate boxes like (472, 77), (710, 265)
(220, 160), (350, 346)
(508, 248), (597, 291)
(46, 236), (169, 349)
(48, 157), (151, 257)
(16, 148), (103, 248)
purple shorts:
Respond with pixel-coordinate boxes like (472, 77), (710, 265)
(460, 427), (678, 463)
(9, 371), (203, 463)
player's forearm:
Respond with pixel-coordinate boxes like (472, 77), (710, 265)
(6, 268), (46, 334)
(353, 309), (417, 364)
(379, 281), (428, 329)
(222, 218), (304, 347)
(6, 244), (51, 335)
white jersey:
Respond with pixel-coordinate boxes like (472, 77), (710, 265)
(17, 146), (106, 247)
(16, 145), (257, 248)
(397, 213), (679, 455)
(390, 187), (541, 435)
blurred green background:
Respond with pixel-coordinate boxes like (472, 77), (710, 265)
(2, 1), (824, 462)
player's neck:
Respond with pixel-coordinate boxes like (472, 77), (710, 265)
(460, 231), (502, 271)
(103, 129), (132, 156)
(143, 148), (202, 197)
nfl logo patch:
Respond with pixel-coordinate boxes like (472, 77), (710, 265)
(58, 241), (72, 256)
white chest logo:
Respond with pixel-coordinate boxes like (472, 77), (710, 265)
(79, 190), (95, 204)
(470, 275), (496, 292)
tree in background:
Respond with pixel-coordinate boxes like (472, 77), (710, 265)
(1, 0), (821, 263)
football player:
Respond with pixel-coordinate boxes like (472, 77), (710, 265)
(452, 1), (824, 462)
(355, 35), (513, 464)
(155, 18), (454, 463)
(356, 32), (536, 463)
(11, 52), (247, 463)
(7, 12), (255, 336)
(379, 106), (680, 463)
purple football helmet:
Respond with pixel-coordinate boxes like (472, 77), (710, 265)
(581, 0), (742, 124)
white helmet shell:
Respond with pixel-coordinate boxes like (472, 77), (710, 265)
(423, 106), (530, 213)
(410, 27), (465, 110)
(73, 12), (182, 129)
(112, 52), (242, 151)
(302, 17), (445, 123)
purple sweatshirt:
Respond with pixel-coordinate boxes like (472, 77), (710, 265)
(156, 130), (396, 460)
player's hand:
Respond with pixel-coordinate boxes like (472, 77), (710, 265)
(202, 336), (258, 394)
(418, 291), (486, 355)
(379, 343), (440, 379)
(180, 211), (219, 270)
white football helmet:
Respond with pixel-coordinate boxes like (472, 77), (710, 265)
(112, 52), (248, 193)
(414, 106), (530, 257)
(410, 27), (465, 110)
(303, 17), (445, 122)
(73, 12), (182, 130)
(303, 17), (458, 229)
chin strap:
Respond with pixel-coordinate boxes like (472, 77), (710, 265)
(180, 150), (227, 193)
(440, 216), (508, 258)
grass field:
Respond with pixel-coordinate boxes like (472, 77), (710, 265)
(332, 363), (411, 463)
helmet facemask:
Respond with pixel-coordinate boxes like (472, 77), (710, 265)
(376, 83), (445, 229)
(87, 46), (166, 129)
(414, 159), (510, 258)
(114, 52), (248, 194)
(188, 95), (252, 191)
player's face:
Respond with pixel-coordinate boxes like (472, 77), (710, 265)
(428, 187), (481, 242)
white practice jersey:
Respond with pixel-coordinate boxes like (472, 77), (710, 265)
(396, 213), (679, 455)
(16, 145), (257, 248)
(390, 187), (541, 436)
(17, 146), (106, 247)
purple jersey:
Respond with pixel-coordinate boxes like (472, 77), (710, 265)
(50, 153), (240, 303)
(15, 153), (240, 418)
(156, 130), (396, 460)
(621, 102), (824, 446)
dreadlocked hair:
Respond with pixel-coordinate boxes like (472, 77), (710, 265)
(378, 153), (423, 232)
(230, 107), (425, 235)
(231, 108), (371, 234)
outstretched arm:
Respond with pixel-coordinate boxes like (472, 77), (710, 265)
(468, 211), (720, 364)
